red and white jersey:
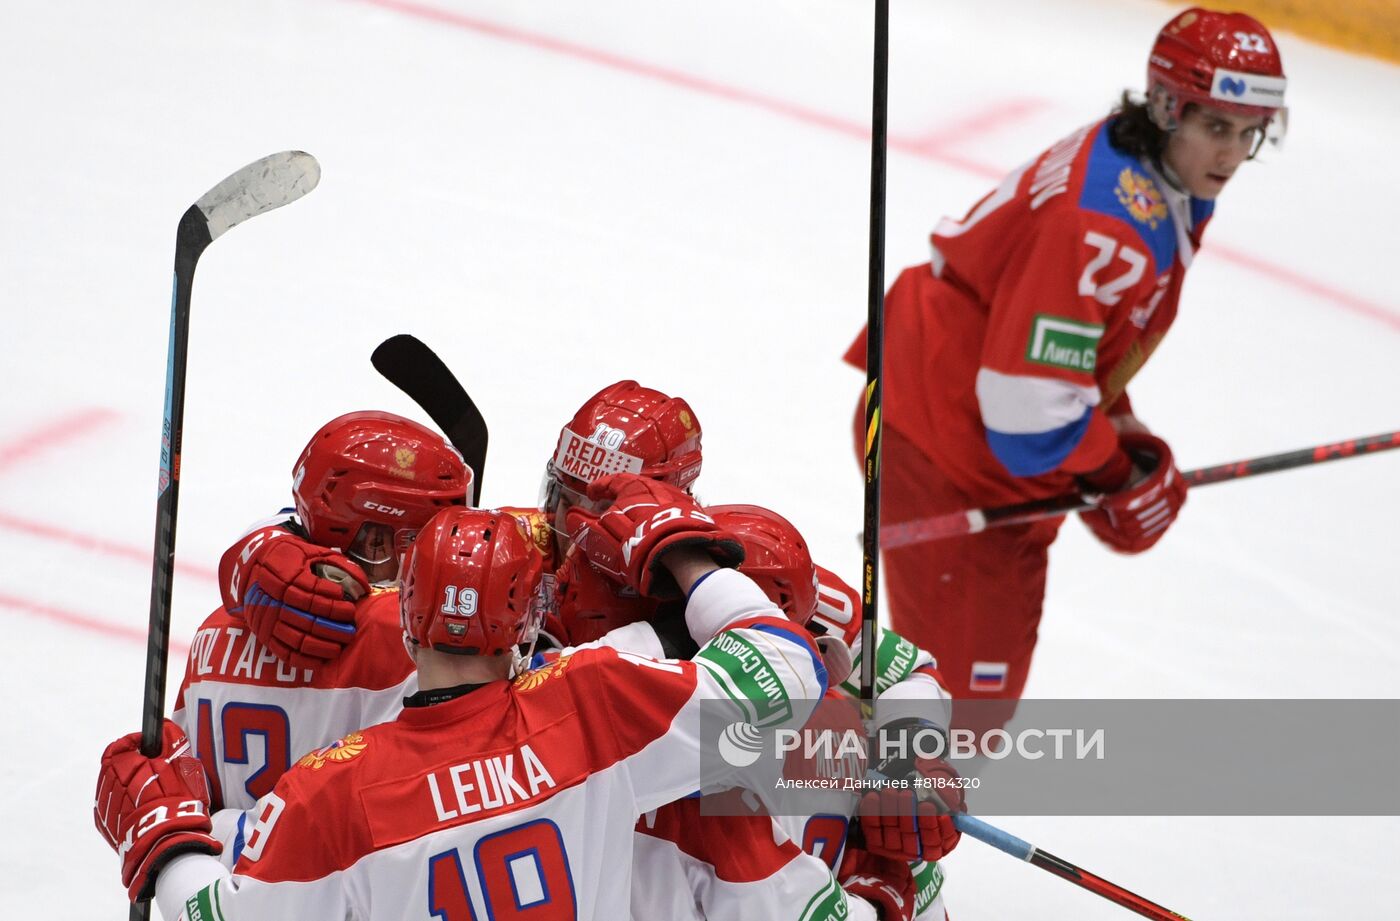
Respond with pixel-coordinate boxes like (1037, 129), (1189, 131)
(563, 565), (953, 919)
(632, 795), (876, 921)
(845, 116), (1214, 505)
(171, 589), (415, 811)
(803, 566), (952, 919)
(155, 569), (828, 921)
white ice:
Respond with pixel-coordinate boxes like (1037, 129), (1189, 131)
(2, 0), (1397, 917)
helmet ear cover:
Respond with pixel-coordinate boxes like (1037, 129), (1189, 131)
(399, 508), (546, 657)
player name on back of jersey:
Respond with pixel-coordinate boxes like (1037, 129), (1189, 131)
(187, 624), (315, 686)
(1028, 123), (1094, 211)
(425, 744), (556, 821)
(360, 744), (568, 845)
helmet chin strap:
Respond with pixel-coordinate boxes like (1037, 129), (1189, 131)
(509, 644), (533, 679)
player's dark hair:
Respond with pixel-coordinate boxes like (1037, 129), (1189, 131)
(1109, 91), (1168, 161)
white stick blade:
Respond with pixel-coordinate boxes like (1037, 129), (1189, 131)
(196, 151), (321, 242)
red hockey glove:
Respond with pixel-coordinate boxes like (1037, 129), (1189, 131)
(565, 473), (744, 599)
(231, 531), (369, 669)
(861, 722), (965, 863)
(839, 847), (917, 921)
(1078, 432), (1188, 555)
(856, 761), (964, 863)
(94, 719), (221, 902)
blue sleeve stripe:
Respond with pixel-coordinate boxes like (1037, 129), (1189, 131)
(985, 406), (1093, 477)
(686, 568), (719, 600)
(748, 622), (829, 697)
(231, 810), (248, 864)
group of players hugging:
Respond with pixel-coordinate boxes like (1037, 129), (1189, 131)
(95, 382), (961, 921)
(93, 5), (1291, 918)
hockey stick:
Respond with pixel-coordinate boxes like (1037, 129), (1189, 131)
(954, 816), (1192, 920)
(133, 152), (319, 920)
(857, 0), (891, 712)
(370, 334), (488, 505)
(880, 430), (1400, 549)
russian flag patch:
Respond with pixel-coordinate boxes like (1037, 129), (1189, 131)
(970, 661), (1008, 692)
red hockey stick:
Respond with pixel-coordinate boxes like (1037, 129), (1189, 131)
(956, 815), (1193, 920)
(880, 430), (1400, 550)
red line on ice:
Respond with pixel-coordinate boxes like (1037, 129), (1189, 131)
(902, 98), (1048, 154)
(0, 406), (120, 473)
(354, 0), (1400, 332)
(353, 0), (1022, 173)
(0, 511), (219, 584)
(1206, 242), (1400, 333)
(0, 591), (190, 657)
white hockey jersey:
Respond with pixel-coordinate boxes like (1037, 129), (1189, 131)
(575, 567), (955, 920)
(171, 587), (415, 811)
(154, 569), (831, 921)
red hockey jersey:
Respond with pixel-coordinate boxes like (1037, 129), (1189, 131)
(845, 116), (1214, 505)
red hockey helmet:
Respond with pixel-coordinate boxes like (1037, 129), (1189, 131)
(543, 381), (703, 516)
(1147, 8), (1286, 126)
(292, 411), (471, 563)
(399, 508), (546, 656)
(551, 549), (660, 645)
(708, 504), (818, 627)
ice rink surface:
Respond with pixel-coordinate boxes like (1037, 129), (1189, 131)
(3, 0), (1397, 916)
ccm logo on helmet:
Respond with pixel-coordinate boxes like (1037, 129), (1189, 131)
(363, 501), (407, 517)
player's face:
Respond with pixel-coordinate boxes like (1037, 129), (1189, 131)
(1163, 105), (1270, 200)
(542, 468), (609, 555)
(349, 521), (403, 584)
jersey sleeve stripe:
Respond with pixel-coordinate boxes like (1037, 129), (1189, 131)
(985, 411), (1093, 477)
(975, 368), (1101, 434)
(747, 622), (829, 697)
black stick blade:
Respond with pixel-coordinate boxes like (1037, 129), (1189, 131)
(371, 334), (488, 505)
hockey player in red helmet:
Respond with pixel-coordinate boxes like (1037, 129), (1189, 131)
(291, 410), (473, 583)
(398, 506), (548, 672)
(533, 380), (703, 645)
(842, 8), (1288, 739)
(711, 504), (962, 904)
(542, 380), (702, 540)
(218, 410), (471, 666)
(170, 411), (471, 812)
(98, 489), (838, 918)
(707, 504), (819, 622)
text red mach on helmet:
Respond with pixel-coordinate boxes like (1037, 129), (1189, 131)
(292, 411), (471, 563)
(1147, 7), (1286, 132)
(543, 381), (703, 516)
(399, 508), (546, 656)
(708, 504), (818, 627)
